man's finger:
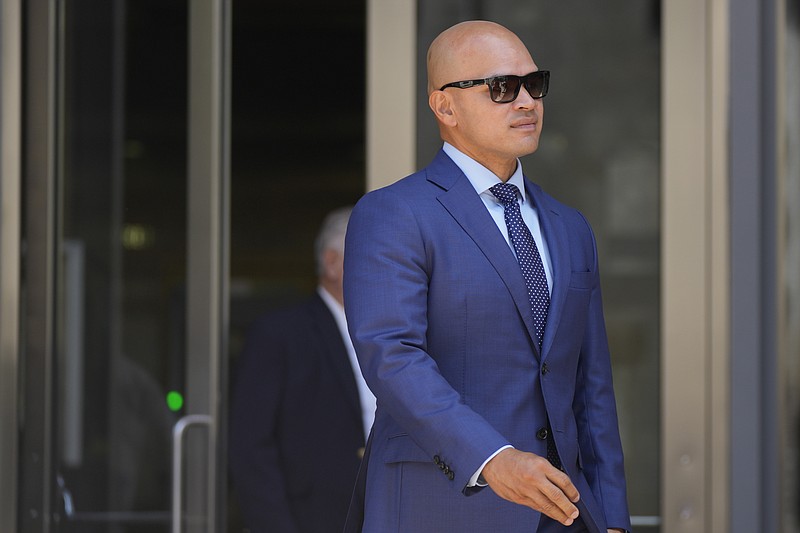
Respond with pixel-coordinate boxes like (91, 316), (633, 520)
(547, 468), (581, 503)
(529, 496), (572, 526)
(538, 483), (580, 524)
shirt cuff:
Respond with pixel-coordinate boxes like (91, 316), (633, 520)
(467, 445), (514, 487)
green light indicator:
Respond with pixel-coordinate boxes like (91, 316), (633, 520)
(166, 391), (184, 412)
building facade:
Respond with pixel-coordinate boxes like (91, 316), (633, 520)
(0, 0), (798, 531)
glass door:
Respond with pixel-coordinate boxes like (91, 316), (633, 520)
(19, 0), (229, 531)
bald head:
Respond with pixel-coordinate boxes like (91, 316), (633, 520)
(425, 20), (543, 180)
(427, 21), (532, 95)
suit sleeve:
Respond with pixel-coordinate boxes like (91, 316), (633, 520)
(228, 316), (300, 533)
(343, 188), (510, 493)
(572, 214), (632, 530)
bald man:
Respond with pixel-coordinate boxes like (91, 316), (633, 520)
(343, 21), (630, 533)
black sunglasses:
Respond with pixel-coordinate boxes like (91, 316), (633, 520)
(439, 70), (550, 103)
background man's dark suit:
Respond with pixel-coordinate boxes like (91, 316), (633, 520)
(229, 292), (365, 532)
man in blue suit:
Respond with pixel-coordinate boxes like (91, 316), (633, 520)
(343, 21), (630, 532)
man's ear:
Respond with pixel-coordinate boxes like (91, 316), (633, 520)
(429, 91), (457, 127)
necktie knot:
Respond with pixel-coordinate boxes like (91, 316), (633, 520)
(490, 183), (520, 207)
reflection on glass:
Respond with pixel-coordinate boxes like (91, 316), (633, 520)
(54, 0), (367, 530)
(57, 1), (188, 530)
(417, 2), (661, 530)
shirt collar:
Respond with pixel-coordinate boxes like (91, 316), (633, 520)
(442, 142), (529, 205)
(317, 286), (345, 321)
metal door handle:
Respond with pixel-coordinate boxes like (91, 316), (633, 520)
(171, 414), (213, 533)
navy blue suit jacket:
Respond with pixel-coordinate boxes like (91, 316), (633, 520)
(229, 294), (365, 533)
(343, 150), (631, 532)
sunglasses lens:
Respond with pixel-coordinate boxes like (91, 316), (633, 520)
(489, 76), (521, 103)
(525, 71), (549, 99)
(487, 71), (549, 103)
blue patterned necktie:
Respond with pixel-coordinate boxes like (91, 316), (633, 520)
(490, 182), (550, 348)
(490, 182), (562, 470)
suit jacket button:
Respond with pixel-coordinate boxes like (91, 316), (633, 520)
(541, 363), (549, 375)
(536, 427), (549, 440)
(448, 471), (455, 480)
(434, 455), (441, 465)
(357, 447), (365, 459)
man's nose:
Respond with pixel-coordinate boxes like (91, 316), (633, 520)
(514, 85), (538, 110)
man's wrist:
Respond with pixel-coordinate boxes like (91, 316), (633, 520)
(468, 444), (513, 487)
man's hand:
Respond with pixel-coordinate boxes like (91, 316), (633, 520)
(481, 448), (580, 526)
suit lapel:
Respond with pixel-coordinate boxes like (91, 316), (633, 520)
(525, 180), (571, 361)
(309, 295), (362, 419)
(428, 153), (540, 353)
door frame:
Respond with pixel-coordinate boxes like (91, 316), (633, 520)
(18, 0), (59, 529)
(185, 0), (231, 530)
(11, 0), (232, 530)
(0, 0), (22, 530)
